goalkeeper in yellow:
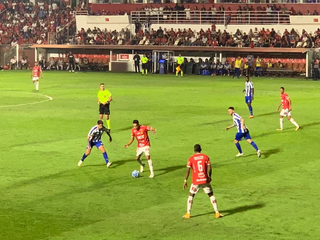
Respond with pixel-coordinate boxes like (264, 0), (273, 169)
(176, 54), (184, 77)
(98, 83), (112, 131)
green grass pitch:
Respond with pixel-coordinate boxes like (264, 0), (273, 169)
(0, 71), (320, 240)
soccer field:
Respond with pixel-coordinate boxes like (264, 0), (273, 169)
(1, 71), (320, 240)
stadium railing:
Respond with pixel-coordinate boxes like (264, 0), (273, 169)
(130, 11), (290, 25)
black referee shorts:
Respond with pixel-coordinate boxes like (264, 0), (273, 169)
(142, 63), (147, 69)
(99, 103), (110, 115)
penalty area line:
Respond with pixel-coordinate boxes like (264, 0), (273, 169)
(0, 92), (53, 108)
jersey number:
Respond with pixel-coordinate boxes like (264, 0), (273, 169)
(197, 161), (203, 172)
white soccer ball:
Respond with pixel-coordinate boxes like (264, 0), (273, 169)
(132, 170), (140, 178)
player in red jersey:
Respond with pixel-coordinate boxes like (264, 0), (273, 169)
(30, 62), (43, 91)
(182, 144), (223, 219)
(124, 120), (156, 178)
(276, 87), (300, 131)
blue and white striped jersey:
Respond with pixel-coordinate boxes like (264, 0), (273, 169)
(245, 81), (254, 97)
(233, 113), (246, 133)
(88, 125), (108, 142)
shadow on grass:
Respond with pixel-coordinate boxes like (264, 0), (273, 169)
(300, 121), (320, 130)
(200, 119), (230, 126)
(192, 203), (265, 218)
(255, 112), (278, 118)
(263, 148), (281, 159)
(155, 165), (186, 176)
(81, 159), (133, 168)
(116, 123), (150, 132)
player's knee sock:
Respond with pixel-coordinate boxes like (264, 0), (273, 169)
(235, 142), (242, 153)
(209, 195), (219, 213)
(251, 141), (259, 151)
(290, 118), (299, 127)
(146, 69), (148, 75)
(103, 152), (109, 164)
(280, 118), (284, 129)
(36, 82), (39, 90)
(148, 160), (154, 174)
(181, 70), (184, 77)
(248, 105), (253, 115)
(187, 196), (193, 214)
(81, 153), (87, 161)
(106, 119), (111, 129)
(176, 70), (178, 76)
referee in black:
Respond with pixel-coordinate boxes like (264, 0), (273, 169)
(68, 51), (75, 72)
(133, 52), (140, 73)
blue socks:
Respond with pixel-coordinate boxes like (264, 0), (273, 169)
(235, 142), (242, 153)
(81, 153), (87, 161)
(248, 105), (253, 115)
(103, 152), (109, 164)
(251, 141), (259, 151)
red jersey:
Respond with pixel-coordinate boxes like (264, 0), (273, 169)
(32, 66), (41, 77)
(187, 153), (211, 185)
(131, 125), (152, 148)
(281, 93), (290, 110)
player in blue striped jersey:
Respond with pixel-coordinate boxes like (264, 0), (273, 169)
(78, 120), (113, 167)
(226, 107), (261, 158)
(243, 76), (255, 118)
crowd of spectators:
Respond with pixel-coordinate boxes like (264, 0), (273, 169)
(70, 25), (320, 48)
(0, 0), (76, 45)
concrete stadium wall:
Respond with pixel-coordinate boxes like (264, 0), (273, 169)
(90, 3), (320, 14)
(151, 23), (319, 34)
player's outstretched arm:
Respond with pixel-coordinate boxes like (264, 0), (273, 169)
(277, 102), (282, 111)
(183, 168), (191, 190)
(105, 129), (112, 142)
(240, 118), (246, 129)
(87, 136), (92, 150)
(288, 98), (292, 111)
(124, 136), (134, 148)
(226, 124), (235, 131)
(207, 164), (212, 183)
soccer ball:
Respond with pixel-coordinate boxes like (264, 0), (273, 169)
(132, 170), (140, 178)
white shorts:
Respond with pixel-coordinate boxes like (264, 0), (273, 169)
(189, 183), (213, 195)
(280, 109), (291, 117)
(32, 77), (39, 81)
(136, 146), (150, 157)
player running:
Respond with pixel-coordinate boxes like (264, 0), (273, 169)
(78, 120), (113, 167)
(226, 107), (261, 158)
(124, 120), (156, 178)
(31, 62), (43, 91)
(276, 87), (300, 131)
(243, 76), (254, 118)
(98, 83), (112, 131)
(182, 144), (223, 219)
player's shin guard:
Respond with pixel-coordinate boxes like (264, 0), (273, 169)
(148, 160), (154, 174)
(235, 142), (242, 153)
(209, 195), (219, 213)
(103, 152), (109, 164)
(181, 70), (184, 77)
(248, 105), (253, 115)
(280, 118), (284, 129)
(35, 82), (39, 90)
(251, 141), (259, 151)
(106, 119), (111, 130)
(187, 196), (193, 214)
(290, 118), (299, 128)
(81, 153), (88, 161)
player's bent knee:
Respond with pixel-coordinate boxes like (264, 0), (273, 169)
(234, 140), (239, 143)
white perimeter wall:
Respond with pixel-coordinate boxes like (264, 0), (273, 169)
(76, 15), (132, 32)
(152, 24), (319, 35)
(76, 16), (320, 34)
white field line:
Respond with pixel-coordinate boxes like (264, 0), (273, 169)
(0, 92), (53, 108)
